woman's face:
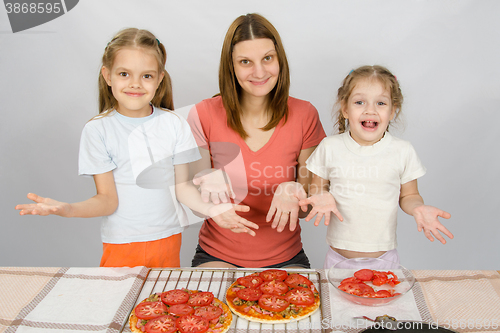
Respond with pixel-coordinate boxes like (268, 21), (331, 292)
(232, 38), (279, 101)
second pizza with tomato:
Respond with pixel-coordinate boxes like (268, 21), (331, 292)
(225, 269), (320, 324)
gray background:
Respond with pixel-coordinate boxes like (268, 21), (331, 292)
(1, 0), (498, 269)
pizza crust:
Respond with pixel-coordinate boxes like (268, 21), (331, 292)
(129, 292), (232, 333)
(225, 281), (320, 324)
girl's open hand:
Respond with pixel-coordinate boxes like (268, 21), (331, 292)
(298, 192), (343, 226)
(15, 193), (71, 217)
(208, 203), (258, 236)
(193, 168), (235, 204)
(412, 205), (453, 244)
(266, 181), (306, 233)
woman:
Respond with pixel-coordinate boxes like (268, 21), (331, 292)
(187, 13), (326, 268)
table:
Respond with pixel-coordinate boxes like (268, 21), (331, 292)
(0, 267), (498, 333)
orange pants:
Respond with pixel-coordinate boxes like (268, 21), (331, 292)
(100, 233), (182, 268)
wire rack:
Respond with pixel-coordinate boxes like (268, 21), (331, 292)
(120, 268), (326, 333)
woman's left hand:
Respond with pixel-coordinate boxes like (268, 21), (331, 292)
(266, 181), (307, 232)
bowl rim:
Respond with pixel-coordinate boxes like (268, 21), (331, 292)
(327, 257), (416, 304)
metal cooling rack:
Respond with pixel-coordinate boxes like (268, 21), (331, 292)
(120, 268), (325, 333)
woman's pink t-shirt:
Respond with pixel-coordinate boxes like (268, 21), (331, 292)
(187, 96), (326, 267)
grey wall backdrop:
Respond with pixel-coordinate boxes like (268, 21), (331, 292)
(1, 0), (498, 269)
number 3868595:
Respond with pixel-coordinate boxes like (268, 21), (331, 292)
(5, 3), (62, 14)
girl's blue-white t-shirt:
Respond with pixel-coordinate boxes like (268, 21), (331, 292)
(78, 107), (201, 244)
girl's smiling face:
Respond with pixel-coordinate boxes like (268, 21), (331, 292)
(102, 47), (164, 118)
(342, 78), (396, 146)
(232, 38), (279, 102)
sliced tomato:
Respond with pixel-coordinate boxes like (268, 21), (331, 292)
(284, 274), (313, 289)
(338, 282), (362, 296)
(176, 314), (209, 333)
(144, 315), (177, 333)
(340, 277), (362, 284)
(161, 289), (190, 305)
(258, 294), (290, 312)
(372, 276), (388, 286)
(387, 271), (401, 286)
(259, 280), (289, 295)
(285, 287), (315, 305)
(167, 304), (194, 316)
(357, 283), (375, 297)
(194, 305), (223, 321)
(135, 301), (168, 320)
(354, 269), (374, 281)
(236, 287), (262, 301)
(237, 275), (264, 288)
(187, 292), (214, 307)
(259, 269), (288, 281)
(374, 290), (392, 298)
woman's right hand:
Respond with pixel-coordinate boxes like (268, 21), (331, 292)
(193, 168), (235, 204)
(208, 203), (259, 236)
(15, 193), (71, 217)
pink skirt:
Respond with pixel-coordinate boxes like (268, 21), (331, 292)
(323, 247), (400, 269)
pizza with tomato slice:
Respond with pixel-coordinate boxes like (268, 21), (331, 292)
(225, 269), (320, 324)
(129, 289), (232, 333)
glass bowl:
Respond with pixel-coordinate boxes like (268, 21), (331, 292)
(327, 257), (415, 306)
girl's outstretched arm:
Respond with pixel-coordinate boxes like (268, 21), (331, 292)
(399, 179), (453, 244)
(15, 171), (118, 218)
(175, 163), (259, 236)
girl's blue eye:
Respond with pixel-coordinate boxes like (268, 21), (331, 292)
(355, 101), (363, 105)
(378, 102), (387, 106)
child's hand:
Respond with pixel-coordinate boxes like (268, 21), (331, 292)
(412, 205), (453, 244)
(298, 192), (343, 226)
(266, 181), (306, 233)
(15, 193), (71, 217)
(208, 203), (258, 236)
(193, 168), (235, 204)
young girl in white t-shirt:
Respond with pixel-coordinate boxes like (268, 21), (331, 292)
(15, 28), (257, 268)
(299, 65), (454, 269)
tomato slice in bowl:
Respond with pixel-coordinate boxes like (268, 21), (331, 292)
(259, 269), (288, 281)
(354, 269), (374, 281)
(237, 275), (264, 288)
(259, 280), (289, 295)
(258, 294), (290, 312)
(167, 304), (194, 316)
(176, 314), (209, 333)
(236, 287), (263, 301)
(135, 301), (168, 320)
(187, 292), (214, 307)
(285, 287), (315, 305)
(144, 315), (177, 333)
(161, 289), (190, 305)
(284, 274), (313, 289)
(194, 305), (223, 321)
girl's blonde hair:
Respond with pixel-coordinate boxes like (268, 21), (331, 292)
(98, 28), (173, 115)
(219, 13), (290, 139)
(334, 65), (403, 133)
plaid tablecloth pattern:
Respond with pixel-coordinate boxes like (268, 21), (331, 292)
(0, 267), (148, 333)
